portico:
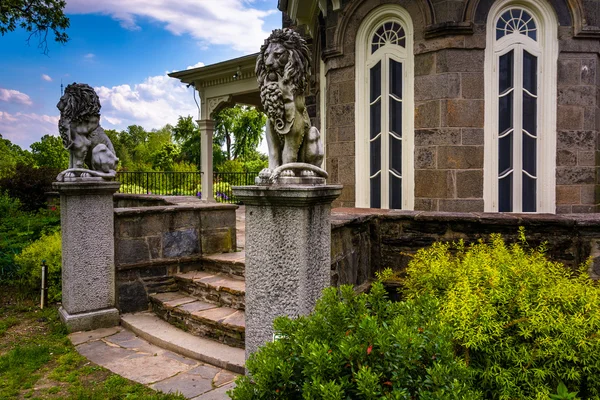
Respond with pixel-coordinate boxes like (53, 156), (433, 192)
(169, 54), (261, 201)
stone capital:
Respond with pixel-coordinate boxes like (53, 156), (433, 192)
(232, 184), (343, 207)
(52, 180), (121, 196)
(196, 119), (216, 132)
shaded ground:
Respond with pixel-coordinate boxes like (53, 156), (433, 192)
(0, 286), (185, 399)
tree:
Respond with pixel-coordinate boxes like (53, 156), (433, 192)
(172, 116), (200, 168)
(0, 134), (33, 178)
(214, 105), (266, 162)
(0, 0), (70, 54)
(30, 134), (68, 170)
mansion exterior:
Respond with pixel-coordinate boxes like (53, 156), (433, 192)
(171, 0), (600, 214)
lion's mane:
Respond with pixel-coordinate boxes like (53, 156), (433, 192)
(57, 83), (102, 148)
(256, 28), (311, 95)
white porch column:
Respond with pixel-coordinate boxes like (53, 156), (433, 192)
(197, 119), (215, 202)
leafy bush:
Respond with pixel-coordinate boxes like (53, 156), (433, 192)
(231, 284), (480, 399)
(403, 230), (600, 399)
(14, 230), (62, 302)
(0, 193), (60, 284)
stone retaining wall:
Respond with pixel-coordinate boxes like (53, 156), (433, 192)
(331, 208), (600, 286)
(113, 199), (237, 313)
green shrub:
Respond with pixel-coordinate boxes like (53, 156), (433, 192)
(403, 230), (600, 399)
(14, 230), (62, 301)
(230, 284), (480, 399)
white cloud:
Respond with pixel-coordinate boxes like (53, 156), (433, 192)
(41, 74), (53, 82)
(84, 53), (95, 59)
(186, 61), (205, 70)
(65, 0), (277, 53)
(0, 88), (33, 106)
(0, 111), (59, 149)
(95, 72), (198, 132)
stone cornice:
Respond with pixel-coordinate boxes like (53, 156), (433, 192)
(169, 53), (258, 87)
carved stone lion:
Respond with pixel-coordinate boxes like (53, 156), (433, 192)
(56, 83), (119, 181)
(256, 28), (326, 182)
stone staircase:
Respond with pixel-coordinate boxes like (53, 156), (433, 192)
(121, 211), (248, 375)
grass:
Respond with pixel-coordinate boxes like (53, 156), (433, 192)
(0, 286), (186, 400)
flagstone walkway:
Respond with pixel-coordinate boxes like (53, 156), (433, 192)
(69, 326), (237, 399)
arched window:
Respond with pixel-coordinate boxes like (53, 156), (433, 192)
(484, 1), (557, 213)
(356, 6), (414, 210)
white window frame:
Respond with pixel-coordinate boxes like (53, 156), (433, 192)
(355, 5), (414, 210)
(483, 0), (558, 213)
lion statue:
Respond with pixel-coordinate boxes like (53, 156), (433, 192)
(55, 83), (119, 181)
(256, 28), (326, 182)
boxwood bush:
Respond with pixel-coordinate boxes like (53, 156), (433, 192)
(231, 284), (480, 399)
(231, 231), (600, 399)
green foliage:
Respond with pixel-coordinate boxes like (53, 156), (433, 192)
(0, 0), (70, 54)
(231, 283), (480, 399)
(550, 382), (579, 400)
(403, 232), (600, 399)
(0, 135), (33, 178)
(0, 192), (60, 283)
(151, 142), (181, 171)
(214, 105), (266, 161)
(30, 134), (68, 169)
(15, 230), (62, 301)
(173, 115), (201, 168)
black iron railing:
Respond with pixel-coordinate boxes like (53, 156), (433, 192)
(116, 171), (259, 204)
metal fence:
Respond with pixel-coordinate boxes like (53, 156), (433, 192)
(116, 171), (259, 204)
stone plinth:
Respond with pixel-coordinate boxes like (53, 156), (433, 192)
(53, 180), (121, 332)
(233, 184), (342, 358)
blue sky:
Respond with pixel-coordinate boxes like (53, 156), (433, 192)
(0, 0), (281, 150)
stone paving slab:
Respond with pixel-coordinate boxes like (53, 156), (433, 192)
(69, 324), (238, 399)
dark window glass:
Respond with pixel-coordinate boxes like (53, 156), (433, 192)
(528, 29), (537, 41)
(390, 99), (402, 136)
(384, 22), (393, 32)
(499, 93), (513, 135)
(370, 174), (381, 208)
(499, 51), (514, 92)
(370, 62), (381, 102)
(522, 93), (537, 136)
(522, 134), (536, 176)
(522, 174), (536, 212)
(370, 101), (381, 139)
(389, 136), (402, 175)
(499, 173), (513, 212)
(390, 174), (402, 210)
(370, 138), (381, 177)
(371, 44), (378, 54)
(390, 59), (402, 98)
(499, 132), (513, 175)
(523, 51), (537, 94)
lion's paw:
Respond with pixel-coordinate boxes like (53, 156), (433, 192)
(300, 170), (315, 177)
(280, 169), (295, 177)
(259, 168), (273, 179)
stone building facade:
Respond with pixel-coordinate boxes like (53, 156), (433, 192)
(280, 0), (600, 213)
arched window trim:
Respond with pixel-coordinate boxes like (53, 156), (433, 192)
(483, 0), (558, 213)
(355, 5), (415, 210)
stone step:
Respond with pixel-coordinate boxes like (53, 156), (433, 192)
(200, 251), (246, 278)
(121, 312), (245, 375)
(175, 270), (245, 310)
(149, 292), (245, 349)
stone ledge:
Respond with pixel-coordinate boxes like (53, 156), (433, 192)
(115, 202), (237, 216)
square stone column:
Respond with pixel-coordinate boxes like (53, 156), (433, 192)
(197, 119), (215, 202)
(53, 180), (121, 332)
(233, 184), (342, 358)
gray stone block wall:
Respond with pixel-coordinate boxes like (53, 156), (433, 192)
(113, 202), (237, 313)
(318, 0), (600, 213)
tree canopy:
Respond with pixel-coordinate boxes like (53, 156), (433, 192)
(0, 0), (70, 54)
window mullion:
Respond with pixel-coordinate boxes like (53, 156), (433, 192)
(382, 54), (390, 209)
(514, 45), (524, 213)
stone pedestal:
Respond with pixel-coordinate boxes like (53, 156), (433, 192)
(233, 184), (342, 358)
(52, 180), (121, 332)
